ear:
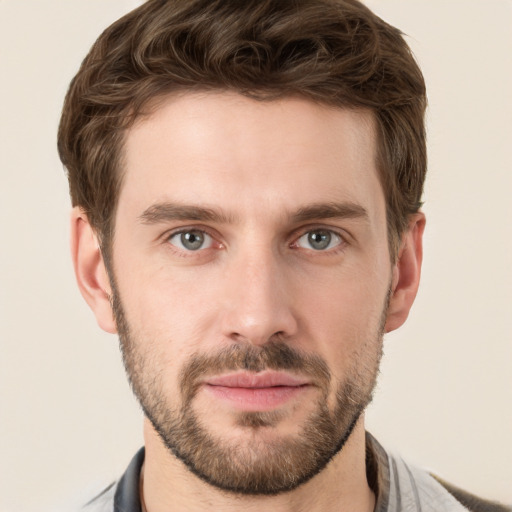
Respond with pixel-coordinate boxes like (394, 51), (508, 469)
(385, 212), (425, 333)
(70, 207), (117, 334)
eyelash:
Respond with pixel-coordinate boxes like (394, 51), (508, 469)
(290, 224), (349, 256)
(291, 228), (346, 253)
(164, 227), (221, 257)
(162, 225), (348, 256)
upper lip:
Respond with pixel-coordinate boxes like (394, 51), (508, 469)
(204, 371), (311, 388)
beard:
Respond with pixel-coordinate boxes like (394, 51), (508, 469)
(110, 280), (386, 496)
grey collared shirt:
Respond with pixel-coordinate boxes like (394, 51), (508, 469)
(82, 434), (511, 512)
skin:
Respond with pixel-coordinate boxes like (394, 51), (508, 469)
(71, 92), (424, 512)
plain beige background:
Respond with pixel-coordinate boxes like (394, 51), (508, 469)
(1, 1), (511, 510)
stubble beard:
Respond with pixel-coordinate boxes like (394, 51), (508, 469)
(110, 282), (386, 496)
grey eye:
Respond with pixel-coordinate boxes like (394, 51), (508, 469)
(169, 230), (213, 251)
(296, 230), (342, 251)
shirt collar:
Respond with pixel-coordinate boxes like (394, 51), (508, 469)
(114, 447), (145, 512)
(114, 433), (390, 512)
(365, 431), (391, 512)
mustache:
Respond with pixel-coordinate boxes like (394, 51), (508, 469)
(180, 341), (331, 400)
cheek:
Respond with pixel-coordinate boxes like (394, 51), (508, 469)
(116, 261), (221, 356)
(296, 265), (389, 356)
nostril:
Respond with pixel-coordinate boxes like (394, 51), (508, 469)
(228, 330), (288, 346)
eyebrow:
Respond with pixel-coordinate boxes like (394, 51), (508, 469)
(138, 201), (368, 225)
(139, 203), (236, 224)
(291, 202), (369, 224)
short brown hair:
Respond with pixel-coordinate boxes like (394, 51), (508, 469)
(58, 0), (426, 257)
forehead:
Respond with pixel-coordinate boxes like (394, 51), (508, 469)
(118, 92), (384, 223)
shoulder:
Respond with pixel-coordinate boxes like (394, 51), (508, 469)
(388, 454), (511, 512)
(82, 481), (117, 512)
(367, 434), (511, 512)
(432, 475), (512, 512)
(80, 447), (145, 511)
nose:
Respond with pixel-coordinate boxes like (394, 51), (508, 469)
(219, 247), (298, 346)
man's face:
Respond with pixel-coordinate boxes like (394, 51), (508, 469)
(109, 93), (393, 494)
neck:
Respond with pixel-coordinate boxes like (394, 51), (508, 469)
(141, 417), (375, 512)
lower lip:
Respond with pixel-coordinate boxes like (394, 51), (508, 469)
(204, 384), (309, 411)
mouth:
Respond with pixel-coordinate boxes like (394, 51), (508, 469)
(202, 371), (312, 411)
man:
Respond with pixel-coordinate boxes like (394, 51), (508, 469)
(57, 0), (510, 511)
